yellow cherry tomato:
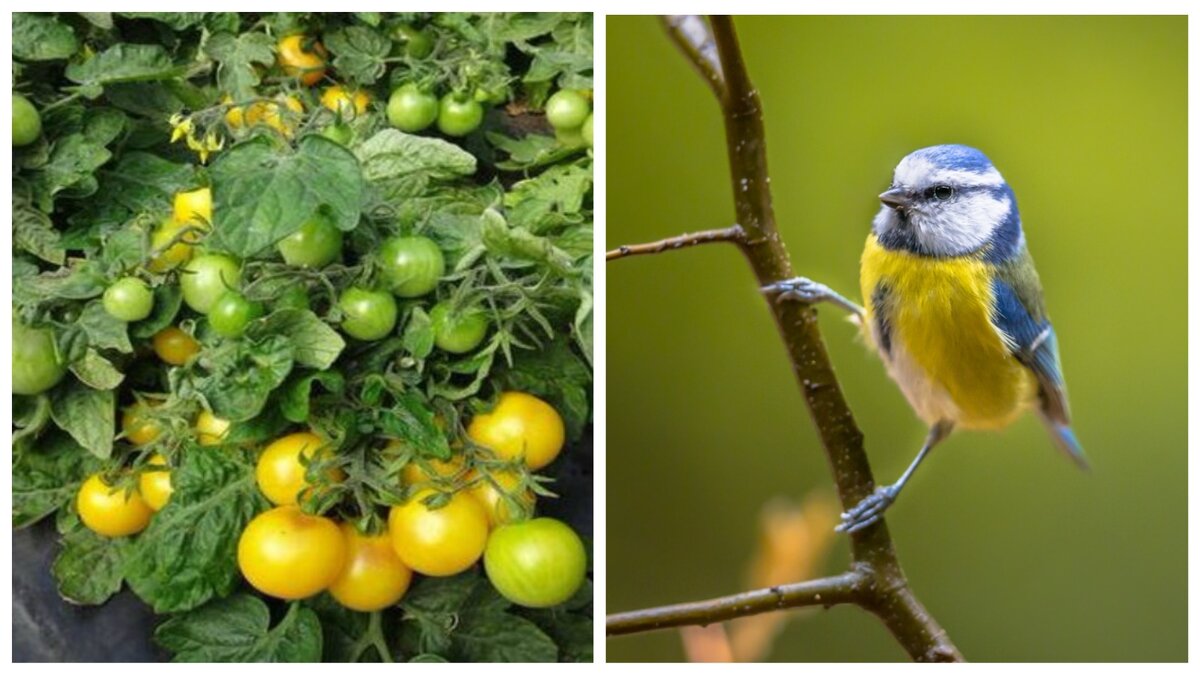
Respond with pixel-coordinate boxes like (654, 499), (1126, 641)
(221, 94), (245, 128)
(244, 95), (304, 136)
(321, 85), (371, 118)
(77, 474), (153, 537)
(122, 402), (162, 446)
(467, 392), (566, 470)
(138, 453), (173, 512)
(277, 35), (328, 86)
(329, 523), (413, 612)
(468, 469), (536, 527)
(148, 217), (196, 272)
(195, 410), (231, 446)
(173, 187), (212, 225)
(237, 505), (346, 600)
(152, 326), (200, 366)
(388, 489), (489, 577)
(255, 431), (342, 505)
(396, 443), (466, 486)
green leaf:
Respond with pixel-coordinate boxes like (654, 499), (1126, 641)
(479, 208), (575, 275)
(124, 446), (264, 613)
(401, 306), (435, 359)
(70, 349), (125, 389)
(13, 431), (99, 528)
(209, 136), (365, 258)
(53, 524), (127, 605)
(78, 12), (113, 29)
(97, 151), (196, 214)
(13, 261), (107, 306)
(13, 197), (65, 264)
(323, 25), (391, 84)
(305, 594), (374, 662)
(378, 391), (451, 460)
(131, 283), (183, 338)
(487, 132), (577, 171)
(119, 12), (207, 30)
(505, 163), (592, 233)
(156, 595), (323, 662)
(65, 44), (183, 91)
(78, 300), (133, 353)
(453, 608), (558, 662)
(280, 371), (345, 424)
(250, 309), (346, 370)
(49, 380), (115, 459)
(196, 335), (294, 422)
(203, 31), (276, 100)
(30, 132), (114, 210)
(356, 129), (477, 200)
(13, 13), (78, 61)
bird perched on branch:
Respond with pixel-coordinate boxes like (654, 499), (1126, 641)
(764, 144), (1087, 533)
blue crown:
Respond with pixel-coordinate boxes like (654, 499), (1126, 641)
(909, 144), (996, 174)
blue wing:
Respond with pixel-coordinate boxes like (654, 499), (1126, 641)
(991, 277), (1089, 469)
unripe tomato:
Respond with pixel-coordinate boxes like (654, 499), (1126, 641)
(277, 213), (343, 268)
(255, 431), (341, 506)
(181, 253), (241, 314)
(13, 93), (42, 146)
(388, 489), (489, 576)
(148, 217), (198, 273)
(320, 122), (353, 146)
(103, 277), (155, 322)
(387, 84), (438, 132)
(77, 474), (153, 538)
(430, 301), (489, 354)
(237, 505), (346, 600)
(152, 326), (200, 366)
(468, 469), (536, 527)
(338, 287), (398, 341)
(545, 90), (590, 130)
(173, 187), (212, 225)
(195, 410), (231, 445)
(208, 291), (264, 338)
(320, 85), (370, 118)
(556, 125), (586, 149)
(581, 113), (593, 148)
(329, 523), (413, 611)
(484, 518), (587, 608)
(122, 402), (163, 446)
(12, 319), (67, 396)
(437, 94), (484, 137)
(378, 236), (444, 298)
(392, 24), (434, 59)
(138, 454), (173, 512)
(467, 392), (566, 470)
(277, 35), (328, 87)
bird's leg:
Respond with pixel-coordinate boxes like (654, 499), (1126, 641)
(837, 421), (954, 534)
(762, 277), (864, 319)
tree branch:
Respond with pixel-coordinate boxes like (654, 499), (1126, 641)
(606, 226), (744, 261)
(606, 15), (964, 662)
(607, 571), (865, 637)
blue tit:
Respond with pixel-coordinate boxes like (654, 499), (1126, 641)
(764, 144), (1086, 533)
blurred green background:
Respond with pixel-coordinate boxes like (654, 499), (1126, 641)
(606, 15), (1186, 662)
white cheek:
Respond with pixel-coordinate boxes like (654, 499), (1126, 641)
(872, 206), (896, 233)
(915, 194), (1011, 255)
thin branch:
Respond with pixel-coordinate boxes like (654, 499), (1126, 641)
(661, 16), (725, 99)
(606, 15), (964, 662)
(606, 225), (744, 261)
(607, 571), (865, 637)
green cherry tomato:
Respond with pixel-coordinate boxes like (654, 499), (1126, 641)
(339, 287), (398, 341)
(12, 319), (67, 396)
(387, 84), (439, 133)
(393, 24), (434, 59)
(181, 253), (242, 314)
(13, 93), (42, 146)
(429, 302), (489, 354)
(545, 90), (590, 130)
(436, 94), (484, 137)
(209, 291), (264, 338)
(102, 277), (155, 322)
(555, 125), (586, 149)
(321, 122), (353, 146)
(277, 213), (343, 268)
(378, 236), (445, 298)
(581, 113), (593, 148)
(483, 518), (587, 608)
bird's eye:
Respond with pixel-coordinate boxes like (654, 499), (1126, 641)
(928, 185), (954, 201)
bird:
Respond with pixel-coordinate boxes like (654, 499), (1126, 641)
(763, 144), (1087, 533)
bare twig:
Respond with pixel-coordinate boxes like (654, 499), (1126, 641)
(661, 16), (725, 99)
(606, 226), (743, 261)
(606, 16), (964, 662)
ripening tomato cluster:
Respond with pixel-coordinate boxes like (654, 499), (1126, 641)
(75, 390), (587, 611)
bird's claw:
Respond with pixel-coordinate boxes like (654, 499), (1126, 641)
(835, 486), (898, 534)
(761, 277), (829, 305)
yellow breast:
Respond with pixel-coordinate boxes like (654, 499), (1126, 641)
(859, 234), (1034, 429)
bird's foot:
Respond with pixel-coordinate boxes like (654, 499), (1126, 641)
(835, 485), (899, 534)
(761, 277), (832, 305)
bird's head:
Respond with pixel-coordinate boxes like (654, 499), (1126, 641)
(872, 144), (1021, 258)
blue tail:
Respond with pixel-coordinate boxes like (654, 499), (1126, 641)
(1039, 414), (1090, 471)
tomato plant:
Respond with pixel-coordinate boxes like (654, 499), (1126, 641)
(484, 518), (587, 608)
(13, 11), (591, 664)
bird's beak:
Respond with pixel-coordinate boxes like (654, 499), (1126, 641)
(879, 188), (911, 210)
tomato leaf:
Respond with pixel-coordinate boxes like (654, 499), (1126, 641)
(209, 136), (365, 258)
(69, 349), (125, 390)
(155, 594), (323, 662)
(13, 13), (78, 61)
(355, 129), (477, 200)
(378, 390), (451, 460)
(250, 309), (346, 370)
(280, 371), (345, 424)
(194, 335), (294, 422)
(124, 446), (265, 613)
(323, 25), (391, 84)
(52, 524), (128, 605)
(13, 431), (100, 528)
(65, 44), (185, 93)
(48, 379), (114, 459)
(77, 300), (134, 353)
(130, 283), (183, 339)
(203, 31), (276, 101)
(13, 196), (65, 264)
(96, 151), (197, 215)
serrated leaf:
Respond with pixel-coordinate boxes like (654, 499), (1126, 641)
(97, 151), (196, 214)
(203, 31), (275, 100)
(119, 12), (206, 30)
(378, 391), (451, 460)
(250, 309), (346, 370)
(53, 525), (126, 605)
(65, 44), (183, 91)
(356, 129), (477, 200)
(13, 431), (99, 528)
(156, 595), (322, 662)
(130, 283), (183, 338)
(401, 306), (435, 359)
(78, 300), (133, 353)
(13, 13), (78, 61)
(323, 25), (391, 84)
(49, 380), (115, 459)
(70, 349), (124, 389)
(13, 197), (65, 264)
(196, 335), (294, 422)
(280, 371), (345, 423)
